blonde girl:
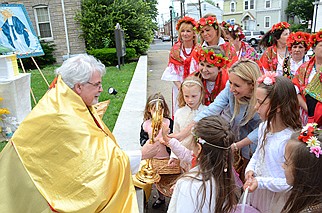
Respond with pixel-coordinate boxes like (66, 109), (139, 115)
(169, 75), (206, 171)
(244, 73), (302, 212)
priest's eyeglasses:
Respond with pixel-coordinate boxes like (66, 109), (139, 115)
(87, 81), (102, 89)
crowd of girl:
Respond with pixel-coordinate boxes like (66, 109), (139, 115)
(143, 15), (322, 212)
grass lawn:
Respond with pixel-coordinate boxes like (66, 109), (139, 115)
(0, 62), (136, 151)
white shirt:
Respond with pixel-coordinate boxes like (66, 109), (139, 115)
(161, 48), (192, 82)
(168, 166), (216, 213)
(245, 121), (293, 192)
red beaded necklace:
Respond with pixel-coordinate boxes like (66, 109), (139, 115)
(182, 44), (194, 58)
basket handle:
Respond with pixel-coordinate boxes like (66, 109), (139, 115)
(241, 186), (249, 213)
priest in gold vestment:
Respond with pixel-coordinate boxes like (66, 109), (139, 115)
(0, 54), (144, 212)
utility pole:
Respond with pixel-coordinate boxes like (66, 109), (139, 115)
(180, 0), (185, 17)
(198, 0), (202, 18)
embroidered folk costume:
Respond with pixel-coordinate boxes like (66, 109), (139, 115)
(194, 47), (230, 105)
(259, 22), (290, 75)
(161, 16), (198, 116)
(283, 31), (311, 79)
(293, 30), (322, 126)
(190, 16), (237, 73)
(221, 21), (259, 62)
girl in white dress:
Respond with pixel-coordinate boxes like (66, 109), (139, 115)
(166, 115), (238, 213)
(169, 75), (206, 171)
(244, 73), (302, 213)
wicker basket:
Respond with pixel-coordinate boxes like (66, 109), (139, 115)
(152, 159), (181, 175)
(156, 174), (180, 197)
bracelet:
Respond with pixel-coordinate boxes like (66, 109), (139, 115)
(233, 143), (238, 151)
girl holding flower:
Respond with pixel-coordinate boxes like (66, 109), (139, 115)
(259, 22), (291, 75)
(281, 123), (322, 213)
(161, 16), (198, 116)
(244, 74), (302, 213)
(293, 30), (322, 127)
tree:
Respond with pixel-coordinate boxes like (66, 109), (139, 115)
(76, 0), (158, 54)
(285, 0), (315, 22)
(204, 0), (216, 7)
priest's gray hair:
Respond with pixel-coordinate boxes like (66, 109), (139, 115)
(55, 54), (106, 88)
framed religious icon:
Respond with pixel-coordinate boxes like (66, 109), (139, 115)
(0, 4), (44, 58)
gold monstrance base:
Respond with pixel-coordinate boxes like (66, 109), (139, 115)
(135, 159), (161, 184)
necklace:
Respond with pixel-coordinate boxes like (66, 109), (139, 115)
(182, 44), (194, 58)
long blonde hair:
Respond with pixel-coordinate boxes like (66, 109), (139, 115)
(228, 60), (261, 125)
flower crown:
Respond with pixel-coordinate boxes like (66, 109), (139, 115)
(196, 16), (218, 32)
(298, 123), (322, 158)
(221, 21), (231, 30)
(221, 21), (245, 40)
(176, 16), (198, 31)
(286, 31), (311, 51)
(257, 71), (277, 86)
(270, 22), (290, 33)
(310, 29), (322, 48)
(197, 48), (229, 68)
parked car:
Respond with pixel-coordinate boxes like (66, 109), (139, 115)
(243, 31), (265, 46)
(162, 35), (171, 42)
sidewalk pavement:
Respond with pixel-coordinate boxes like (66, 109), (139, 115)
(112, 50), (172, 212)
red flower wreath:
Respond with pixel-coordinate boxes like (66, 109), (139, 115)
(310, 29), (322, 47)
(298, 124), (316, 142)
(176, 16), (198, 31)
(197, 48), (229, 68)
(270, 22), (290, 33)
(286, 31), (311, 51)
(196, 16), (218, 32)
(221, 21), (231, 30)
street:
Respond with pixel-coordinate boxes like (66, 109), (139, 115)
(149, 39), (173, 51)
(145, 40), (172, 212)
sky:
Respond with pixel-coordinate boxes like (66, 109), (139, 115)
(157, 0), (199, 25)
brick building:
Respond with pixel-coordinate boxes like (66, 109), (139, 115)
(6, 1), (86, 63)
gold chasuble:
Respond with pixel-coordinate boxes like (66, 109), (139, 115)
(0, 76), (139, 213)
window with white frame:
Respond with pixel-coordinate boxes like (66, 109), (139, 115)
(230, 2), (236, 12)
(245, 0), (254, 10)
(265, 16), (270, 28)
(33, 5), (53, 39)
(250, 0), (254, 9)
(265, 0), (271, 8)
(245, 0), (249, 10)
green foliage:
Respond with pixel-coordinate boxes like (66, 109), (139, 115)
(76, 0), (158, 55)
(285, 0), (315, 22)
(290, 23), (310, 32)
(0, 142), (7, 152)
(204, 0), (217, 6)
(87, 48), (137, 66)
(20, 40), (57, 70)
(28, 62), (137, 131)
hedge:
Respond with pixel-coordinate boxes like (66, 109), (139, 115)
(87, 48), (136, 66)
